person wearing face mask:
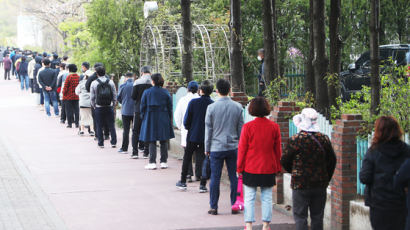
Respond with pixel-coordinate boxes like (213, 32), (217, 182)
(257, 48), (266, 97)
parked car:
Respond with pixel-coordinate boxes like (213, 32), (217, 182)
(340, 44), (410, 101)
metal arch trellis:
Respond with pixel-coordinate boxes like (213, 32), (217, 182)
(139, 24), (231, 83)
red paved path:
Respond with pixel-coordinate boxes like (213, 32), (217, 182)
(0, 79), (294, 230)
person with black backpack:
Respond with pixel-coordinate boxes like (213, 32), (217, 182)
(90, 66), (117, 148)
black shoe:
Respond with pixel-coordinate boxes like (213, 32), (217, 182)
(208, 209), (218, 215)
(231, 209), (240, 215)
(131, 153), (139, 159)
(187, 176), (193, 183)
(118, 148), (127, 154)
(98, 145), (104, 148)
(60, 120), (65, 124)
(104, 136), (110, 140)
(199, 185), (208, 193)
(78, 131), (85, 136)
(143, 153), (149, 159)
(75, 124), (79, 128)
(176, 181), (187, 191)
(66, 125), (72, 128)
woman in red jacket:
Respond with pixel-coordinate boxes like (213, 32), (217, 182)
(237, 97), (282, 230)
(63, 64), (80, 128)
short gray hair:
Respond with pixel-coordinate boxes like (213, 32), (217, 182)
(141, 66), (151, 74)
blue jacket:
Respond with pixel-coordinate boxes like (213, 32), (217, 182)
(139, 86), (175, 142)
(184, 95), (214, 143)
(117, 79), (135, 116)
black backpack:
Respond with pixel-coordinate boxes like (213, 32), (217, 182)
(96, 78), (113, 106)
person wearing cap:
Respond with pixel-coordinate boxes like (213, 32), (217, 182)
(176, 80), (214, 192)
(174, 80), (200, 181)
(280, 108), (336, 230)
(117, 72), (136, 153)
(131, 66), (152, 159)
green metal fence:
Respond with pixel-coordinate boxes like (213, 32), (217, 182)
(281, 73), (305, 97)
(356, 137), (369, 195)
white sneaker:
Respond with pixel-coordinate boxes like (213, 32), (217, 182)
(145, 163), (157, 170)
(160, 163), (168, 169)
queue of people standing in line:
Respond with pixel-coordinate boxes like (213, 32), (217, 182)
(2, 45), (409, 230)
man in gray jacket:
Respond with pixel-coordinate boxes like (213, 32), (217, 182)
(205, 79), (244, 215)
(90, 66), (117, 148)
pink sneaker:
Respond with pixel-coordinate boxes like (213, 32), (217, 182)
(232, 175), (244, 211)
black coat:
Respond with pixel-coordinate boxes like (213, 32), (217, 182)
(38, 67), (58, 90)
(360, 140), (410, 210)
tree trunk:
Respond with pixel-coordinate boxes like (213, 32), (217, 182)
(271, 0), (279, 80)
(263, 0), (275, 85)
(181, 0), (193, 83)
(370, 0), (380, 115)
(305, 0), (316, 97)
(312, 0), (329, 115)
(328, 0), (341, 109)
(230, 0), (245, 92)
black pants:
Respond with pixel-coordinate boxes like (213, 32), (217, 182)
(61, 100), (67, 122)
(258, 82), (266, 97)
(65, 100), (79, 126)
(121, 115), (133, 151)
(132, 112), (148, 155)
(149, 141), (168, 164)
(92, 107), (109, 138)
(292, 188), (327, 230)
(370, 207), (406, 230)
(95, 107), (117, 146)
(181, 142), (206, 185)
(4, 69), (10, 80)
(29, 79), (34, 93)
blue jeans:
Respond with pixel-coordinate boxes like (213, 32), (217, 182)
(244, 185), (273, 223)
(40, 88), (44, 104)
(20, 75), (29, 90)
(95, 106), (117, 146)
(209, 150), (238, 210)
(43, 90), (59, 116)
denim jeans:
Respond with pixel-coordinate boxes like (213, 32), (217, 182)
(40, 88), (44, 105)
(209, 150), (238, 210)
(95, 106), (117, 146)
(292, 188), (327, 230)
(43, 90), (59, 116)
(244, 185), (273, 223)
(20, 75), (29, 90)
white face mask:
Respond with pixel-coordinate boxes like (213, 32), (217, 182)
(257, 56), (262, 61)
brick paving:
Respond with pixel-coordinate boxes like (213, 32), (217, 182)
(0, 137), (67, 230)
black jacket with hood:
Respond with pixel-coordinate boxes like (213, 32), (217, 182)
(360, 140), (410, 210)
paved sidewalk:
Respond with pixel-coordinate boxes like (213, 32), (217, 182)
(0, 78), (294, 230)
